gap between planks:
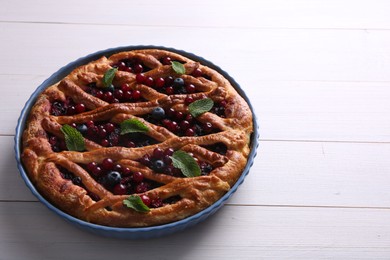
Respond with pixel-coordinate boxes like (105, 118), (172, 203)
(2, 20), (390, 31)
(2, 200), (390, 211)
(7, 132), (390, 145)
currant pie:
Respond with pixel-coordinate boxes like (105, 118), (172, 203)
(21, 48), (254, 227)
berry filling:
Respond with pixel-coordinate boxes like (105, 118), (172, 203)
(210, 100), (227, 118)
(139, 147), (214, 177)
(202, 142), (228, 156)
(48, 134), (67, 152)
(85, 159), (159, 194)
(143, 106), (220, 136)
(78, 121), (157, 148)
(58, 166), (100, 201)
(135, 73), (201, 95)
(82, 158), (168, 209)
(50, 98), (88, 116)
(85, 82), (146, 104)
(112, 59), (152, 74)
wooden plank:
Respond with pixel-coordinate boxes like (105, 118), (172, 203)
(2, 0), (390, 29)
(4, 74), (390, 142)
(1, 202), (389, 259)
(6, 135), (390, 207)
(1, 23), (390, 83)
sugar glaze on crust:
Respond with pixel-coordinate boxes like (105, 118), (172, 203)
(21, 49), (253, 227)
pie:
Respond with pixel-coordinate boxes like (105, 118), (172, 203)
(21, 48), (254, 227)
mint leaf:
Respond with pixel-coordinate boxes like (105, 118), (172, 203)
(102, 68), (118, 88)
(171, 150), (201, 177)
(123, 195), (150, 213)
(171, 61), (186, 75)
(188, 98), (214, 117)
(60, 124), (85, 151)
(120, 118), (149, 135)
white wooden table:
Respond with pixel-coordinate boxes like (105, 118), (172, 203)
(1, 1), (390, 259)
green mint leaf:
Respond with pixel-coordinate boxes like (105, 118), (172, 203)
(60, 124), (85, 151)
(102, 68), (118, 88)
(171, 61), (186, 75)
(171, 150), (201, 178)
(188, 98), (214, 118)
(120, 118), (149, 135)
(123, 195), (150, 213)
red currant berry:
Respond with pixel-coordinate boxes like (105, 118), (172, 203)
(155, 77), (165, 89)
(87, 162), (98, 172)
(185, 84), (196, 94)
(102, 158), (114, 170)
(203, 122), (213, 133)
(174, 111), (184, 121)
(121, 83), (131, 92)
(100, 139), (110, 147)
(164, 148), (175, 156)
(132, 171), (144, 183)
(185, 128), (195, 136)
(95, 90), (104, 99)
(162, 57), (172, 65)
(152, 147), (164, 159)
(123, 90), (132, 100)
(113, 184), (127, 195)
(105, 123), (115, 133)
(163, 155), (172, 165)
(165, 76), (174, 86)
(86, 120), (94, 128)
(144, 77), (154, 87)
(103, 92), (114, 103)
(132, 90), (141, 100)
(185, 96), (194, 104)
(114, 164), (122, 172)
(99, 128), (107, 138)
(180, 120), (191, 131)
(91, 166), (103, 176)
(133, 63), (143, 74)
(67, 105), (76, 115)
(75, 103), (86, 113)
(122, 167), (132, 176)
(140, 194), (151, 206)
(165, 86), (174, 95)
(185, 114), (194, 123)
(192, 68), (203, 77)
(113, 89), (124, 100)
(136, 73), (146, 84)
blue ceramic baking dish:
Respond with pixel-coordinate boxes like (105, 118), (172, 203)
(14, 45), (259, 239)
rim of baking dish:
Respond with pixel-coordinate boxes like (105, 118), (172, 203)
(14, 45), (259, 238)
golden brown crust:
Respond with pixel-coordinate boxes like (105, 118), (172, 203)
(21, 49), (253, 227)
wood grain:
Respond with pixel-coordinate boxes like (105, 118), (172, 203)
(2, 0), (390, 29)
(1, 202), (389, 259)
(2, 0), (390, 258)
(1, 23), (390, 83)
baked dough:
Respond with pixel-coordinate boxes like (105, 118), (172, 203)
(21, 49), (253, 227)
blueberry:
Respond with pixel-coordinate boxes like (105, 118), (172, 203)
(153, 160), (165, 172)
(51, 101), (66, 116)
(106, 171), (122, 187)
(151, 107), (165, 120)
(76, 124), (88, 134)
(107, 84), (115, 92)
(72, 176), (82, 186)
(173, 78), (184, 88)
